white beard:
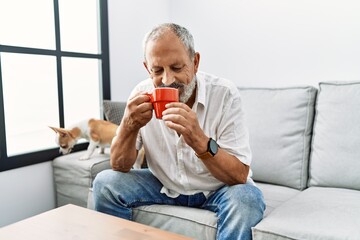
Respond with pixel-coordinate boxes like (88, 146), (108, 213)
(180, 76), (196, 103)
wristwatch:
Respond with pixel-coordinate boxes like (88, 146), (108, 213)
(195, 138), (219, 160)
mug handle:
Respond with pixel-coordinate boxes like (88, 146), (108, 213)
(144, 92), (153, 102)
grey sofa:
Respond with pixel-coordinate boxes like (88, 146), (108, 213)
(53, 81), (360, 240)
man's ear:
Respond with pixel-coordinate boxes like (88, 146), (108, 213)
(143, 61), (151, 75)
(193, 52), (200, 73)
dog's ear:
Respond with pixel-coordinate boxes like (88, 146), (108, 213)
(49, 126), (68, 138)
(68, 131), (76, 139)
(49, 126), (59, 133)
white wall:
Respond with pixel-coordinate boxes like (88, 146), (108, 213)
(109, 0), (360, 102)
(170, 0), (360, 87)
(0, 162), (55, 227)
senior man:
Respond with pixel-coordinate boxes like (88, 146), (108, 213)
(93, 23), (265, 240)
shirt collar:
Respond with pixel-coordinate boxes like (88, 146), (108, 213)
(195, 72), (206, 108)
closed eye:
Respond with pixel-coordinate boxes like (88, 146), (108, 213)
(151, 68), (163, 75)
(171, 66), (182, 72)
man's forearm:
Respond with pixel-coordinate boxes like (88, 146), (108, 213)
(110, 123), (139, 172)
(201, 148), (249, 185)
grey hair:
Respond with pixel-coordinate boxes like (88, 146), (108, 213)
(142, 23), (195, 61)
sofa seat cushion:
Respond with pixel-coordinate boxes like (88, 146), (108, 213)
(239, 86), (317, 190)
(255, 182), (301, 217)
(53, 150), (111, 207)
(309, 81), (360, 190)
(252, 187), (360, 240)
(133, 205), (217, 240)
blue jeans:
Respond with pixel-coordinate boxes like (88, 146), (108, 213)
(93, 169), (265, 240)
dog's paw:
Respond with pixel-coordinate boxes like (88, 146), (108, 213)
(79, 155), (90, 160)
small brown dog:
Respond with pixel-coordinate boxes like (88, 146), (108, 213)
(49, 118), (118, 160)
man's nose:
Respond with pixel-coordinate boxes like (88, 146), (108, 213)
(162, 72), (175, 86)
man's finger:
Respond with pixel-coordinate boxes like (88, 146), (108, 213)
(165, 102), (191, 111)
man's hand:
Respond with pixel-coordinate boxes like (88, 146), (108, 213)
(161, 102), (250, 185)
(162, 102), (208, 154)
(110, 92), (152, 172)
(123, 92), (153, 131)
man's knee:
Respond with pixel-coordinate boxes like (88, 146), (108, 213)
(94, 169), (113, 189)
(93, 169), (112, 199)
(93, 169), (149, 198)
(228, 184), (265, 211)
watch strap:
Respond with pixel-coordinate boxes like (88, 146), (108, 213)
(195, 151), (214, 160)
(195, 138), (218, 160)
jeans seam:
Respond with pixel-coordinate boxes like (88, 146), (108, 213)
(128, 195), (175, 207)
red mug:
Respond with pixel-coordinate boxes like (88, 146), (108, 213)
(146, 88), (179, 119)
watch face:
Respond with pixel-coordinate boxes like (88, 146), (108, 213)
(209, 138), (218, 156)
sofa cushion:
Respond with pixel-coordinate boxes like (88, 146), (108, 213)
(239, 86), (317, 190)
(309, 82), (360, 190)
(255, 182), (300, 217)
(53, 150), (111, 207)
(103, 100), (126, 125)
(133, 205), (217, 240)
(252, 187), (360, 240)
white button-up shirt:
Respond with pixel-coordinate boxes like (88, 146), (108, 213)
(131, 71), (253, 197)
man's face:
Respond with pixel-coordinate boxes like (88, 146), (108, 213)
(143, 31), (200, 103)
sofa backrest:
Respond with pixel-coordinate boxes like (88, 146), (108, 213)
(308, 82), (360, 190)
(239, 86), (317, 190)
(103, 100), (126, 125)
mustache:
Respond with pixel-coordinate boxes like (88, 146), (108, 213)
(158, 82), (184, 89)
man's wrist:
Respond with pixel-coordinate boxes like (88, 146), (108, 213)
(194, 135), (210, 155)
(121, 116), (141, 133)
(195, 138), (219, 160)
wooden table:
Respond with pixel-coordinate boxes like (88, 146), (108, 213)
(0, 204), (193, 240)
